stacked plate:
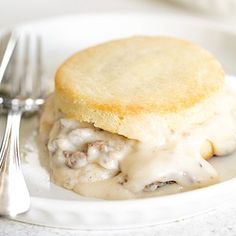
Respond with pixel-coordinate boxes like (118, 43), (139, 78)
(1, 13), (236, 230)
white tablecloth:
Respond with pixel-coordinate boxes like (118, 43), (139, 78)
(0, 0), (236, 235)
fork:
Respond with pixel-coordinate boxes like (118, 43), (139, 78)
(0, 32), (45, 216)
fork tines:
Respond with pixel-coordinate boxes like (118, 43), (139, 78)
(0, 32), (44, 101)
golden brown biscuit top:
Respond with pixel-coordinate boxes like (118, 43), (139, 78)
(55, 36), (224, 116)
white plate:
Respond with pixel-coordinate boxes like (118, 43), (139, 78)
(169, 0), (236, 14)
(1, 13), (236, 230)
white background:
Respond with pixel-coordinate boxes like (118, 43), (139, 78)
(0, 0), (236, 235)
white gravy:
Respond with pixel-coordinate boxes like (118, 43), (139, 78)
(39, 85), (236, 200)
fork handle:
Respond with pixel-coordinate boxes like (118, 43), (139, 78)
(0, 110), (30, 216)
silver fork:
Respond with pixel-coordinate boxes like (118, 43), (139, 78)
(0, 32), (44, 216)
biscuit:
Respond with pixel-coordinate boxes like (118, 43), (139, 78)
(55, 36), (224, 141)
